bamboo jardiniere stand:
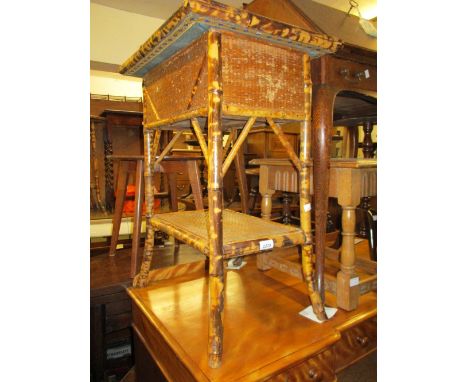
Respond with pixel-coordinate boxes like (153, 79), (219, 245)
(120, 0), (341, 368)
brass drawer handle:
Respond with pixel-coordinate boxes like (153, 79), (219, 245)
(308, 368), (322, 381)
(176, 185), (186, 191)
(356, 335), (369, 347)
(340, 67), (370, 83)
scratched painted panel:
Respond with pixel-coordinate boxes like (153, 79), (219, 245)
(143, 33), (208, 124)
(221, 32), (304, 118)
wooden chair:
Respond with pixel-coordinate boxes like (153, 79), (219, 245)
(108, 155), (204, 277)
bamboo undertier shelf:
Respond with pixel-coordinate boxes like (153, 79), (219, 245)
(151, 209), (305, 258)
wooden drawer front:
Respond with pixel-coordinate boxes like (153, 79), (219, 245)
(270, 349), (336, 382)
(325, 57), (376, 92)
(175, 179), (191, 197)
(335, 317), (377, 371)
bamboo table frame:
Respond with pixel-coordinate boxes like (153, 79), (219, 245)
(250, 157), (377, 311)
(120, 0), (342, 368)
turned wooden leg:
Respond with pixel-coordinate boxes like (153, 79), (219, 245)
(336, 205), (360, 310)
(130, 159), (144, 278)
(260, 191), (273, 220)
(187, 160), (204, 210)
(301, 54), (327, 320)
(257, 186), (274, 271)
(282, 193), (292, 225)
(134, 130), (156, 287)
(109, 160), (129, 257)
(207, 30), (224, 369)
(312, 84), (336, 302)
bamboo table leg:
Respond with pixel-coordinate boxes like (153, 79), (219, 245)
(134, 130), (156, 287)
(109, 160), (130, 257)
(207, 30), (224, 369)
(130, 159), (144, 278)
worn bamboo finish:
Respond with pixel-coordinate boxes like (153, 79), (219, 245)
(191, 118), (208, 160)
(152, 209), (305, 257)
(144, 108), (207, 129)
(222, 129), (236, 160)
(143, 87), (160, 120)
(154, 131), (184, 167)
(150, 130), (162, 168)
(134, 130), (157, 288)
(221, 117), (256, 177)
(300, 54), (327, 321)
(266, 118), (301, 172)
(119, 0), (341, 77)
(207, 30), (224, 369)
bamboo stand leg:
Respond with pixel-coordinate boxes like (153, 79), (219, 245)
(312, 84), (336, 302)
(207, 30), (224, 369)
(134, 130), (156, 287)
(301, 55), (327, 320)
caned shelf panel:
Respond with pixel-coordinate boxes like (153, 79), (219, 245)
(151, 209), (305, 258)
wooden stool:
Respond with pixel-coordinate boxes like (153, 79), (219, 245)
(108, 155), (204, 278)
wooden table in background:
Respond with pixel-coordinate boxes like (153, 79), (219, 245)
(129, 259), (376, 382)
(250, 157), (377, 311)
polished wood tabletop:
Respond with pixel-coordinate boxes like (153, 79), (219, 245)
(129, 258), (377, 381)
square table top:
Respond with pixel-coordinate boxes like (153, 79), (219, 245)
(120, 0), (341, 78)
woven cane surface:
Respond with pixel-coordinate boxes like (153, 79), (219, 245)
(222, 33), (304, 118)
(144, 34), (207, 124)
(152, 209), (305, 256)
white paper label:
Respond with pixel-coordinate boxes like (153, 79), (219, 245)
(364, 69), (370, 78)
(299, 305), (338, 323)
(259, 239), (274, 251)
(373, 214), (377, 221)
(350, 277), (360, 287)
(304, 203), (311, 212)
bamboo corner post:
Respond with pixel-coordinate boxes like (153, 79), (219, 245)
(207, 30), (225, 369)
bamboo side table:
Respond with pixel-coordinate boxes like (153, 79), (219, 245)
(120, 0), (341, 368)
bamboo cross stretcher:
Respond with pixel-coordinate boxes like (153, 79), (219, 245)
(120, 0), (342, 369)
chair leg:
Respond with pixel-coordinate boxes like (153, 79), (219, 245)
(130, 159), (144, 278)
(109, 160), (129, 257)
(187, 160), (204, 210)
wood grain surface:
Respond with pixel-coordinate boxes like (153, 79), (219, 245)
(129, 258), (376, 381)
